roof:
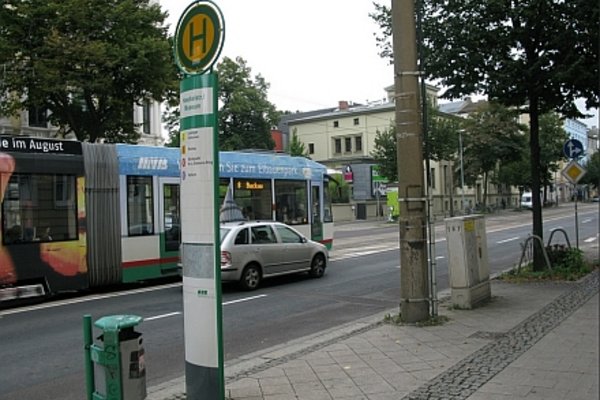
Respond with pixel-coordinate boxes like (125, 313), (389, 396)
(286, 102), (395, 125)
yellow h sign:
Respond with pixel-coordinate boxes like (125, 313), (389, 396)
(175, 1), (224, 75)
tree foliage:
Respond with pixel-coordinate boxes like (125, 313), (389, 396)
(217, 57), (278, 151)
(581, 152), (600, 190)
(538, 113), (569, 188)
(496, 112), (567, 202)
(462, 103), (527, 206)
(371, 0), (599, 270)
(164, 57), (279, 151)
(0, 0), (175, 142)
(426, 103), (462, 162)
(287, 128), (308, 157)
(370, 126), (398, 182)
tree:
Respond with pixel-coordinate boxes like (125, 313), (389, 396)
(538, 113), (569, 200)
(372, 100), (461, 184)
(372, 1), (599, 270)
(164, 57), (279, 150)
(287, 128), (308, 157)
(370, 126), (398, 182)
(0, 0), (175, 142)
(497, 155), (531, 207)
(461, 103), (527, 207)
(426, 101), (463, 162)
(496, 112), (567, 205)
(217, 57), (278, 150)
(580, 152), (600, 191)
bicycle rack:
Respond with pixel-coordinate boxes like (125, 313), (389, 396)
(546, 228), (572, 250)
(517, 235), (553, 272)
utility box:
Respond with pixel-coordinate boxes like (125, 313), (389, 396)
(89, 315), (146, 400)
(444, 215), (491, 309)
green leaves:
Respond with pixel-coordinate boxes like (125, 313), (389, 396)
(0, 0), (176, 142)
(287, 129), (308, 157)
(370, 125), (398, 182)
(217, 57), (277, 151)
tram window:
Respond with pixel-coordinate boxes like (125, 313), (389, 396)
(323, 180), (333, 223)
(274, 180), (308, 225)
(163, 183), (180, 252)
(232, 178), (271, 221)
(2, 173), (77, 244)
(127, 176), (154, 236)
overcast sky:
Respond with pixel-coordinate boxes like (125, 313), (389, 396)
(160, 0), (598, 129)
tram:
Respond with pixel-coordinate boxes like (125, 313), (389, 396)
(0, 136), (333, 302)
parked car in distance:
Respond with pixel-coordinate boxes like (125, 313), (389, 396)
(220, 221), (328, 290)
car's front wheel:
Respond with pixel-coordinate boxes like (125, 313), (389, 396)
(239, 264), (261, 290)
(309, 254), (326, 278)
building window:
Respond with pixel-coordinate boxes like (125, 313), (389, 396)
(355, 136), (362, 152)
(333, 120), (339, 128)
(28, 106), (47, 128)
(345, 137), (352, 152)
(430, 168), (436, 189)
(308, 143), (315, 154)
(142, 100), (151, 135)
(353, 118), (359, 126)
(334, 138), (342, 154)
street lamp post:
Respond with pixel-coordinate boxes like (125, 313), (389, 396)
(459, 129), (466, 213)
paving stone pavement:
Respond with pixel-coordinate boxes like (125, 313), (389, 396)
(148, 269), (599, 400)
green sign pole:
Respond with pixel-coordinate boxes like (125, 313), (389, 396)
(180, 73), (224, 400)
(174, 2), (225, 399)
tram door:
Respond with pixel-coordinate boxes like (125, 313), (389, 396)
(310, 183), (323, 242)
(159, 178), (180, 272)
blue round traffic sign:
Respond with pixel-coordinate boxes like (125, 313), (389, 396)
(563, 139), (584, 159)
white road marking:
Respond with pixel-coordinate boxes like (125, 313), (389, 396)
(145, 294), (271, 319)
(145, 311), (182, 321)
(584, 236), (598, 243)
(0, 282), (183, 316)
(497, 236), (520, 244)
(142, 295), (270, 321)
(332, 244), (395, 260)
(581, 218), (592, 224)
(223, 294), (267, 306)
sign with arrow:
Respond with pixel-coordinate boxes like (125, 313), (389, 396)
(563, 139), (584, 159)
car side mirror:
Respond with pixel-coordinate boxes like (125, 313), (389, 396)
(300, 237), (307, 243)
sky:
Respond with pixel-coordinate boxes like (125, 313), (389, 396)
(160, 0), (395, 112)
(159, 0), (598, 129)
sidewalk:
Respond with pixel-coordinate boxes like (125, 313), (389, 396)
(148, 268), (599, 400)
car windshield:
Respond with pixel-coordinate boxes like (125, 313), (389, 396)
(220, 227), (232, 244)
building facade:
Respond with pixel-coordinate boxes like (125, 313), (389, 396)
(0, 100), (164, 146)
(285, 87), (512, 219)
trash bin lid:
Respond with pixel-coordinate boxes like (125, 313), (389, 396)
(94, 315), (143, 331)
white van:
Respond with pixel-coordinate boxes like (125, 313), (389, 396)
(520, 192), (533, 209)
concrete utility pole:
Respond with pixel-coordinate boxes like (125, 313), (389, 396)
(392, 0), (430, 323)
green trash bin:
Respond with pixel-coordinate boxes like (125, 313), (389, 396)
(84, 314), (146, 400)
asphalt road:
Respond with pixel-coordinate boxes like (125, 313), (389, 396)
(0, 204), (597, 400)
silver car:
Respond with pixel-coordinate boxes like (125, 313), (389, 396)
(219, 221), (328, 290)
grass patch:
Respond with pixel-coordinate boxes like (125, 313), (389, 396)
(500, 247), (595, 282)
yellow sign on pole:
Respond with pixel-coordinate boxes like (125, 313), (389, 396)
(174, 1), (225, 75)
(561, 160), (587, 184)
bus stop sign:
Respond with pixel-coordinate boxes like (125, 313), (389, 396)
(174, 1), (225, 75)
